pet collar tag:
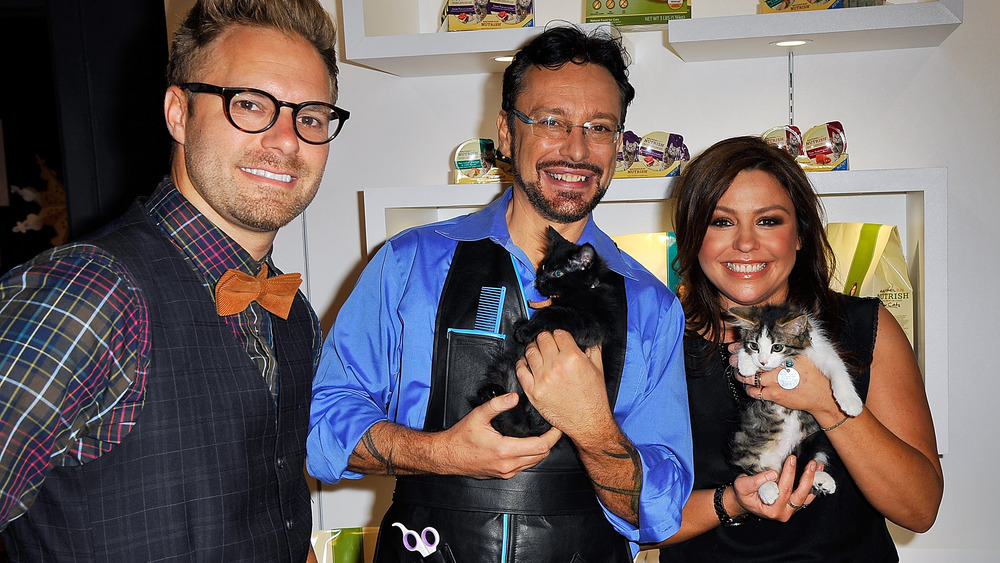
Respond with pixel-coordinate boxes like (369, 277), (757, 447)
(778, 366), (800, 390)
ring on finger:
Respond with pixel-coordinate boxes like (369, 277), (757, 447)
(753, 372), (761, 388)
(756, 391), (763, 400)
(788, 500), (806, 510)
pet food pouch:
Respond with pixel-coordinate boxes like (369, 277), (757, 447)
(826, 223), (915, 348)
(762, 125), (803, 157)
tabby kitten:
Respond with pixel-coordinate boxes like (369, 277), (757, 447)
(728, 303), (863, 505)
(474, 227), (618, 437)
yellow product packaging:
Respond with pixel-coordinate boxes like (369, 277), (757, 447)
(762, 125), (804, 158)
(586, 0), (690, 30)
(796, 121), (849, 172)
(443, 0), (534, 31)
(311, 527), (378, 563)
(614, 131), (688, 178)
(609, 232), (679, 292)
(760, 0), (843, 13)
(826, 223), (915, 347)
(452, 138), (512, 184)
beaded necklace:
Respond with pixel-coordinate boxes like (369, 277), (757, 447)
(720, 342), (742, 405)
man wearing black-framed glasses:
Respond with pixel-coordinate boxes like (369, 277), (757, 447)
(0, 1), (343, 561)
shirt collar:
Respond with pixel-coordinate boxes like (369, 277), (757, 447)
(144, 176), (269, 286)
(436, 186), (638, 281)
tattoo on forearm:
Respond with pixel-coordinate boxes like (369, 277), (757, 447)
(593, 440), (643, 525)
(351, 429), (395, 475)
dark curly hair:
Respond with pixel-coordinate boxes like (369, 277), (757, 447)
(501, 24), (635, 132)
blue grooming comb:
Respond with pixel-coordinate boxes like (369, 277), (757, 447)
(474, 286), (506, 334)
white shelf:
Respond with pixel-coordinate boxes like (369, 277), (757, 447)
(666, 0), (963, 62)
(340, 1), (610, 77)
(341, 1), (962, 75)
(362, 168), (949, 453)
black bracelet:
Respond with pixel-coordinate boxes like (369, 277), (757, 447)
(713, 484), (748, 527)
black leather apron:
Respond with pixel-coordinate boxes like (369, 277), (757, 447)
(373, 239), (632, 563)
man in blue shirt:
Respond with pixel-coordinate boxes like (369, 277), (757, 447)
(307, 25), (693, 561)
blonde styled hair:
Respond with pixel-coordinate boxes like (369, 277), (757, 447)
(167, 0), (340, 101)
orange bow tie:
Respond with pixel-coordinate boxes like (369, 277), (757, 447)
(215, 263), (301, 319)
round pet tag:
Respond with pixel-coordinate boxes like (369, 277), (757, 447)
(778, 366), (800, 390)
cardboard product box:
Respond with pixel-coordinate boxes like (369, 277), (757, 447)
(797, 153), (849, 172)
(586, 0), (691, 30)
(444, 0), (534, 31)
(759, 0), (842, 13)
(614, 131), (688, 178)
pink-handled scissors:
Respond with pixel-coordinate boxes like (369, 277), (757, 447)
(392, 522), (439, 557)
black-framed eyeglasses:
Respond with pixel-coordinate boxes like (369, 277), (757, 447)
(508, 108), (622, 146)
(181, 82), (350, 144)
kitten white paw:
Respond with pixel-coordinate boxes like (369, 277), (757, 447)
(812, 470), (837, 496)
(758, 480), (779, 505)
(835, 391), (864, 417)
(737, 353), (758, 377)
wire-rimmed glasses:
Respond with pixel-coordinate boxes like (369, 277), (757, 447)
(181, 82), (350, 144)
(507, 108), (622, 145)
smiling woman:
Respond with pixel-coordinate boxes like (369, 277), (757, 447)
(698, 169), (802, 310)
(648, 136), (943, 561)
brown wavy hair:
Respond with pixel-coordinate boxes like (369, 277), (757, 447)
(167, 0), (340, 101)
(672, 136), (840, 350)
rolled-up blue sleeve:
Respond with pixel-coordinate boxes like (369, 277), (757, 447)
(603, 272), (694, 548)
(306, 242), (404, 483)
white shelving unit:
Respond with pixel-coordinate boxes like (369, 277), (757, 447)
(363, 168), (949, 454)
(341, 1), (963, 75)
(340, 2), (608, 76)
(666, 0), (963, 62)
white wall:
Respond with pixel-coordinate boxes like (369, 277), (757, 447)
(165, 0), (1000, 559)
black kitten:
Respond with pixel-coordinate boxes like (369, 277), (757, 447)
(473, 227), (617, 437)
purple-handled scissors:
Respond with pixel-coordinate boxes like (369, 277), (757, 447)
(392, 522), (439, 557)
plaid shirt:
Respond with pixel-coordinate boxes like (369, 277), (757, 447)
(0, 177), (317, 528)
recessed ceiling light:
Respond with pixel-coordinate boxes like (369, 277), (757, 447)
(772, 39), (812, 47)
(493, 56), (514, 62)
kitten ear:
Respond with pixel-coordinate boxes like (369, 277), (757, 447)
(546, 226), (567, 244)
(727, 307), (755, 329)
(540, 226), (563, 255)
(779, 313), (809, 334)
(574, 244), (596, 269)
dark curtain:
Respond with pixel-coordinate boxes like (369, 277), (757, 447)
(0, 0), (169, 274)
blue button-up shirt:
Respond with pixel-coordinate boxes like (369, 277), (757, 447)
(307, 187), (693, 546)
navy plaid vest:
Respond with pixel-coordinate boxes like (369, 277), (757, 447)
(3, 200), (316, 562)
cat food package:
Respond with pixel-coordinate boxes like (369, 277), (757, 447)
(762, 125), (804, 158)
(586, 0), (691, 30)
(616, 130), (642, 173)
(614, 131), (688, 178)
(610, 232), (679, 293)
(796, 121), (849, 172)
(452, 138), (512, 184)
(826, 223), (915, 347)
(760, 0), (843, 13)
(443, 0), (533, 31)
